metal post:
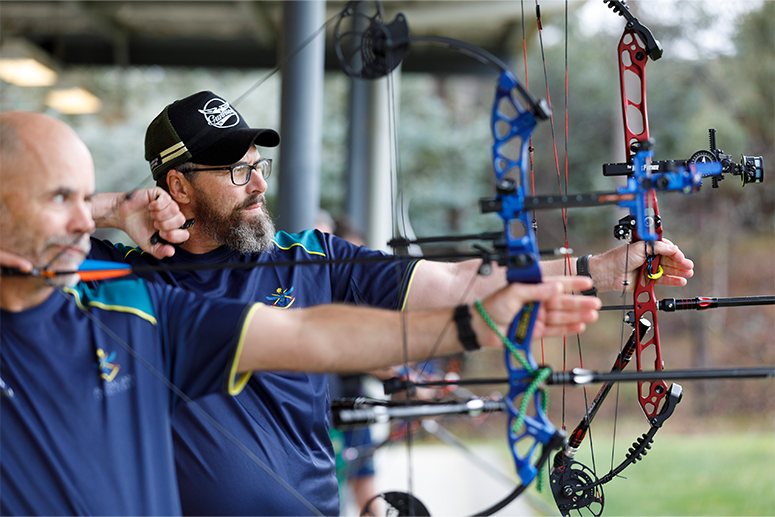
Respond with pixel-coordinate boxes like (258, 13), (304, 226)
(277, 1), (326, 233)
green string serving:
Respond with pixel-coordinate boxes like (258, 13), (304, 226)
(474, 299), (551, 491)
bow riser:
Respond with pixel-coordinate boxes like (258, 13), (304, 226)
(491, 69), (559, 487)
(551, 4), (674, 513)
(615, 13), (670, 421)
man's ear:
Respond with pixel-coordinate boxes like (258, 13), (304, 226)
(166, 170), (193, 205)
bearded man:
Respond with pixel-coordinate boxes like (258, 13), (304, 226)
(87, 91), (693, 516)
(2, 110), (600, 514)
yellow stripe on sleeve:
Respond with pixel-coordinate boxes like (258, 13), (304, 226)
(225, 303), (262, 395)
(398, 259), (425, 311)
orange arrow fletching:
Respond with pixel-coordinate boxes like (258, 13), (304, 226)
(77, 269), (133, 281)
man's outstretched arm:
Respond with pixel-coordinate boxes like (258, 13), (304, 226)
(405, 241), (694, 310)
(238, 276), (600, 374)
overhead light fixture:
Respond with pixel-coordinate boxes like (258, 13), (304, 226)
(0, 39), (59, 86)
(45, 87), (102, 115)
(0, 58), (58, 86)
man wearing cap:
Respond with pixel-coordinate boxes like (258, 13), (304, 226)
(0, 110), (604, 514)
(0, 110), (605, 514)
(88, 91), (694, 515)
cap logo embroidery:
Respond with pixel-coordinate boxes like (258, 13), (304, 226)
(198, 98), (240, 129)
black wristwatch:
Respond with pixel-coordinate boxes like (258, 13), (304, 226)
(453, 305), (481, 351)
(576, 255), (598, 296)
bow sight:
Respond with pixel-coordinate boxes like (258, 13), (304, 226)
(604, 128), (764, 188)
(690, 128), (764, 187)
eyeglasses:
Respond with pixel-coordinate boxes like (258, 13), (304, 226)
(195, 158), (272, 186)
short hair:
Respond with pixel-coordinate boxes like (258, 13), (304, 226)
(155, 161), (199, 193)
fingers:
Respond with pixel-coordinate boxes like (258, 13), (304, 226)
(148, 189), (187, 233)
(147, 189), (189, 256)
(647, 240), (694, 285)
(529, 306), (594, 340)
(478, 277), (601, 345)
(541, 297), (600, 324)
(155, 227), (190, 244)
(493, 276), (599, 313)
(646, 240), (693, 270)
(542, 292), (602, 311)
(537, 291), (600, 339)
(501, 275), (594, 302)
(521, 277), (600, 338)
(654, 275), (689, 287)
(0, 250), (34, 273)
(652, 239), (694, 271)
(537, 321), (589, 338)
(546, 275), (596, 294)
(148, 243), (177, 259)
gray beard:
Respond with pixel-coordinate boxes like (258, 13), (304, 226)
(194, 192), (276, 254)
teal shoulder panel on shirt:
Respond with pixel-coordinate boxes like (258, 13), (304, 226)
(67, 279), (157, 325)
(113, 242), (143, 258)
(273, 230), (327, 257)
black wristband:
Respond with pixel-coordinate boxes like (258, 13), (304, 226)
(453, 305), (481, 351)
(576, 254), (598, 296)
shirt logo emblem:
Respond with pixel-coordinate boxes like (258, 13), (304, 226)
(266, 286), (295, 309)
(198, 98), (240, 129)
(95, 349), (121, 382)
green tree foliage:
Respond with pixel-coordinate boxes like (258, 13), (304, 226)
(381, 1), (773, 251)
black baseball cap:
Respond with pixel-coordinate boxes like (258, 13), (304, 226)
(145, 90), (280, 180)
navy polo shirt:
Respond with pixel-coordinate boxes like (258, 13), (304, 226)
(0, 279), (250, 515)
(90, 230), (419, 516)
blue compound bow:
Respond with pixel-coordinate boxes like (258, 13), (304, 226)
(328, 3), (747, 515)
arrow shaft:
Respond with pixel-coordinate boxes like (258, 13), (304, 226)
(552, 367), (775, 385)
(601, 295), (775, 312)
(387, 366), (775, 392)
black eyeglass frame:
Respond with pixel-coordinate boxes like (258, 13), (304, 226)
(194, 158), (272, 186)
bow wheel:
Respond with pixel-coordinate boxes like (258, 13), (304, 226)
(550, 460), (605, 517)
